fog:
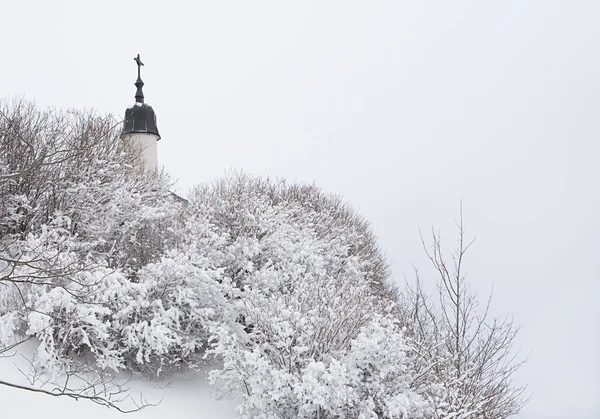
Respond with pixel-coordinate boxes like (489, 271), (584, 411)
(2, 1), (598, 417)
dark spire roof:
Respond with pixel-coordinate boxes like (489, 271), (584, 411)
(122, 54), (160, 139)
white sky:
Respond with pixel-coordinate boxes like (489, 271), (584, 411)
(2, 1), (599, 417)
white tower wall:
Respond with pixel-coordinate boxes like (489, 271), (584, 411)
(122, 132), (159, 171)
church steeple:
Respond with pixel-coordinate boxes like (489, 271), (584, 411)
(121, 54), (160, 171)
(122, 54), (159, 138)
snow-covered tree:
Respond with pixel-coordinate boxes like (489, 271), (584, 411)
(0, 100), (226, 410)
(189, 171), (397, 302)
(187, 173), (427, 418)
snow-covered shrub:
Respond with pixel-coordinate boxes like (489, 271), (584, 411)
(114, 250), (230, 374)
(210, 315), (430, 419)
(14, 247), (229, 376)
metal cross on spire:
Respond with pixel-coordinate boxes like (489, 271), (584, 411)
(134, 54), (144, 80)
(133, 53), (145, 103)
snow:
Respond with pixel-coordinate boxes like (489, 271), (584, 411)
(0, 343), (239, 419)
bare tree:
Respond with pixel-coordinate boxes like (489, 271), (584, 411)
(400, 205), (529, 418)
(0, 356), (154, 413)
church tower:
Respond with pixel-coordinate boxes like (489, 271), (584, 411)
(121, 54), (160, 171)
